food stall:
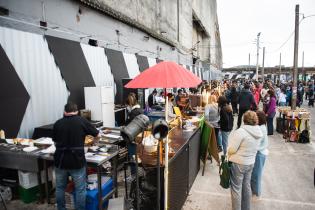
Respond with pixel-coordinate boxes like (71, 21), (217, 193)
(136, 115), (203, 210)
(0, 132), (120, 210)
(277, 106), (311, 143)
(124, 61), (203, 210)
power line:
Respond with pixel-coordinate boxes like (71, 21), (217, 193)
(267, 13), (315, 54)
(266, 19), (302, 54)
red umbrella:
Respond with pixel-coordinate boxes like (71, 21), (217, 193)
(124, 61), (202, 88)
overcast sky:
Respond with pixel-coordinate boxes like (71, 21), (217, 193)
(217, 0), (315, 68)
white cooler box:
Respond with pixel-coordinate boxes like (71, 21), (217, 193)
(18, 168), (53, 189)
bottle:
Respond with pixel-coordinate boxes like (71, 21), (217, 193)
(178, 117), (183, 128)
(0, 130), (5, 139)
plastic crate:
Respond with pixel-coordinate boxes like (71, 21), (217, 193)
(18, 185), (39, 204)
(86, 178), (113, 210)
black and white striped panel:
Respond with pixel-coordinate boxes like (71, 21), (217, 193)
(81, 43), (114, 87)
(147, 57), (157, 67)
(123, 52), (140, 79)
(0, 27), (69, 138)
(2, 26), (206, 137)
(105, 48), (130, 104)
(46, 35), (96, 109)
(136, 54), (150, 72)
(0, 44), (30, 138)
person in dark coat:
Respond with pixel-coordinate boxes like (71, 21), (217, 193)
(53, 102), (99, 210)
(175, 89), (183, 107)
(148, 89), (157, 108)
(237, 83), (257, 128)
(125, 94), (144, 177)
(308, 82), (314, 107)
(218, 96), (234, 155)
(225, 84), (232, 104)
(286, 86), (292, 106)
(126, 94), (143, 125)
(230, 86), (239, 115)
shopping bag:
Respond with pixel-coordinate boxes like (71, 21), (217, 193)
(219, 155), (231, 189)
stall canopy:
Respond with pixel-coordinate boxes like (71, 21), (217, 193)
(124, 61), (202, 88)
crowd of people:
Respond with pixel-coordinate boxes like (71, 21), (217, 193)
(201, 78), (314, 210)
(49, 71), (314, 210)
(126, 78), (314, 210)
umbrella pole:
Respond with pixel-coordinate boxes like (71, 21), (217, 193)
(164, 95), (169, 210)
(164, 135), (169, 210)
(165, 95), (168, 122)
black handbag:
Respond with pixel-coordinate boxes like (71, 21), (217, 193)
(299, 130), (310, 143)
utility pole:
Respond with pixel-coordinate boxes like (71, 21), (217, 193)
(279, 53), (282, 83)
(248, 53), (251, 69)
(256, 32), (261, 81)
(292, 4), (299, 110)
(302, 51), (305, 81)
(262, 47), (265, 83)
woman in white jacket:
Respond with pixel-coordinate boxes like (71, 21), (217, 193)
(228, 111), (263, 210)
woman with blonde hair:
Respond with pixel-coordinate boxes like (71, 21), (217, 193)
(228, 111), (263, 210)
(125, 94), (142, 124)
(205, 94), (222, 151)
(125, 93), (143, 178)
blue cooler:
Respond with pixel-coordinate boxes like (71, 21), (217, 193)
(86, 178), (113, 210)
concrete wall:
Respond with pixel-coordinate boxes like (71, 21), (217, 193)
(179, 0), (193, 49)
(192, 0), (211, 35)
(89, 0), (193, 49)
(209, 0), (222, 69)
(191, 0), (222, 69)
(0, 0), (221, 68)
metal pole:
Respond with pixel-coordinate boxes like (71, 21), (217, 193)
(262, 47), (265, 83)
(248, 53), (251, 72)
(157, 140), (161, 210)
(292, 4), (299, 110)
(164, 96), (169, 210)
(256, 33), (261, 80)
(249, 53), (251, 67)
(302, 51), (305, 81)
(135, 143), (140, 210)
(279, 53), (282, 83)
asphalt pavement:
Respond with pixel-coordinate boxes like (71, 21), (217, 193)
(183, 103), (315, 210)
